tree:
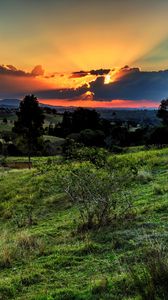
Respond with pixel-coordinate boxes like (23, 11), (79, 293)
(61, 111), (72, 136)
(79, 129), (105, 146)
(157, 99), (168, 125)
(13, 95), (44, 165)
(3, 118), (7, 124)
(71, 108), (100, 132)
(147, 126), (168, 145)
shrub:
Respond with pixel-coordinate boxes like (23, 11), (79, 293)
(0, 246), (13, 268)
(153, 184), (165, 195)
(128, 244), (168, 299)
(12, 204), (36, 228)
(20, 272), (42, 286)
(91, 277), (109, 295)
(136, 170), (153, 184)
(63, 144), (108, 167)
(15, 231), (45, 257)
(0, 283), (15, 300)
(16, 231), (38, 250)
(75, 147), (108, 167)
(59, 162), (133, 229)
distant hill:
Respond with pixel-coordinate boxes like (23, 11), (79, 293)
(0, 99), (76, 112)
(0, 99), (20, 108)
(0, 99), (57, 109)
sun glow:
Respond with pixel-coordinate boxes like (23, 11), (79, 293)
(104, 74), (111, 84)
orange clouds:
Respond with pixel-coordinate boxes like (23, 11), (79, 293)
(0, 63), (166, 109)
(40, 99), (158, 109)
(31, 65), (44, 76)
(0, 65), (51, 98)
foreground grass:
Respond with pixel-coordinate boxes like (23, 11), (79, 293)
(0, 147), (168, 299)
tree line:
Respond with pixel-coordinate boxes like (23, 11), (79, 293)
(0, 95), (168, 161)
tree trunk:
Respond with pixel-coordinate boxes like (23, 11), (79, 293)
(28, 141), (31, 169)
(28, 153), (31, 169)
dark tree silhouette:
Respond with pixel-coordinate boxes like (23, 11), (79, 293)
(3, 118), (7, 124)
(148, 126), (168, 145)
(61, 108), (101, 136)
(13, 95), (44, 165)
(79, 129), (105, 146)
(157, 99), (168, 125)
(71, 108), (100, 132)
(61, 111), (72, 136)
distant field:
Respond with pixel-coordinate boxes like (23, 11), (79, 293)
(0, 114), (16, 133)
(0, 113), (16, 121)
(0, 122), (13, 133)
(43, 135), (65, 143)
(0, 112), (63, 136)
(0, 147), (168, 299)
(44, 113), (63, 125)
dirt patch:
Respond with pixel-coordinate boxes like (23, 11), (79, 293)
(2, 162), (32, 169)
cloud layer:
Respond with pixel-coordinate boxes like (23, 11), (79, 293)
(1, 64), (168, 106)
(37, 66), (168, 103)
(89, 67), (168, 101)
(0, 64), (44, 77)
(70, 69), (111, 78)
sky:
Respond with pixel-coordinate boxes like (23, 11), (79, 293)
(1, 0), (168, 108)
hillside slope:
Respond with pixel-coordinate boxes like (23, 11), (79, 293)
(0, 148), (168, 299)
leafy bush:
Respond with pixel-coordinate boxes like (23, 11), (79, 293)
(63, 142), (108, 167)
(74, 147), (108, 167)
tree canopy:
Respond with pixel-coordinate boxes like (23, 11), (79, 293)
(13, 94), (44, 162)
(157, 99), (168, 125)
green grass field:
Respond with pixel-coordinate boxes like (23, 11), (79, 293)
(43, 135), (65, 144)
(44, 113), (63, 125)
(0, 147), (168, 299)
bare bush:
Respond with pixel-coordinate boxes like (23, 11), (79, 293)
(60, 162), (133, 229)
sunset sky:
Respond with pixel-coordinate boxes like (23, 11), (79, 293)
(1, 0), (168, 108)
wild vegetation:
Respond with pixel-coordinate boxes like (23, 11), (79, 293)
(0, 96), (168, 299)
(0, 146), (168, 299)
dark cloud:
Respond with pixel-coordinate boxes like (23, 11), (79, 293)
(90, 69), (111, 76)
(119, 65), (140, 73)
(6, 65), (17, 71)
(70, 71), (88, 78)
(37, 84), (88, 100)
(0, 65), (30, 77)
(89, 67), (168, 101)
(0, 65), (44, 77)
(70, 68), (111, 78)
(37, 66), (168, 102)
(31, 65), (44, 76)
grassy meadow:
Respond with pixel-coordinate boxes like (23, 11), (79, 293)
(0, 147), (168, 299)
